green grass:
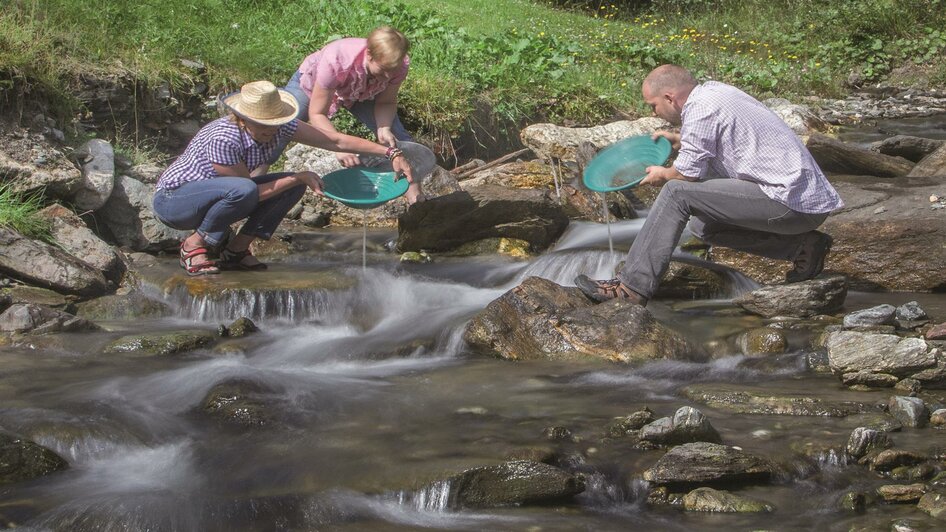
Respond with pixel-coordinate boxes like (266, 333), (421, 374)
(0, 183), (52, 242)
(2, 0), (945, 150)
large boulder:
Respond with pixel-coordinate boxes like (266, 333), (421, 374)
(642, 442), (777, 488)
(69, 139), (115, 210)
(909, 142), (946, 177)
(763, 98), (827, 136)
(733, 275), (847, 318)
(805, 133), (914, 177)
(463, 276), (702, 364)
(412, 461), (584, 509)
(38, 204), (125, 284)
(0, 227), (109, 297)
(97, 175), (188, 251)
(397, 186), (569, 253)
(0, 139), (83, 203)
(520, 118), (669, 162)
(712, 179), (946, 291)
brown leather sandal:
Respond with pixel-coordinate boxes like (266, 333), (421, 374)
(180, 243), (220, 276)
(218, 248), (268, 271)
(574, 275), (647, 305)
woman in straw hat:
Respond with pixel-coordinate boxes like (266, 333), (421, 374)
(153, 80), (414, 276)
(284, 26), (426, 204)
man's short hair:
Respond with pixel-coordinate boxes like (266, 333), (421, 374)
(644, 65), (697, 94)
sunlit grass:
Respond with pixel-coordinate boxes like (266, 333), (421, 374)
(0, 184), (52, 242)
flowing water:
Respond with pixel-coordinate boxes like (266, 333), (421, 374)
(4, 117), (946, 530)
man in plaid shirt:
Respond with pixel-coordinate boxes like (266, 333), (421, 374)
(576, 64), (843, 305)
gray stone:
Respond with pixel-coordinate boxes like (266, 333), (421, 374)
(910, 142), (946, 177)
(930, 408), (946, 427)
(894, 378), (922, 395)
(843, 304), (897, 327)
(202, 379), (277, 427)
(805, 133), (914, 177)
(97, 175), (189, 251)
(733, 275), (847, 318)
(917, 491), (946, 520)
(642, 442), (776, 487)
(870, 135), (945, 163)
(826, 331), (934, 377)
(877, 483), (927, 503)
(606, 408), (655, 437)
(682, 383), (881, 417)
(75, 292), (172, 321)
(842, 371), (898, 387)
(413, 460), (585, 509)
(869, 449), (926, 472)
(0, 227), (109, 297)
(887, 396), (929, 428)
(763, 98), (827, 135)
(104, 329), (217, 356)
(520, 118), (668, 162)
(70, 139), (115, 210)
(847, 427), (893, 459)
(0, 431), (69, 485)
(639, 407), (722, 445)
(736, 327), (788, 355)
(38, 204), (125, 284)
(682, 487), (773, 513)
(463, 277), (702, 364)
(0, 303), (100, 335)
(897, 301), (928, 322)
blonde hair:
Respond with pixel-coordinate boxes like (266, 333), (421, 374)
(366, 26), (409, 69)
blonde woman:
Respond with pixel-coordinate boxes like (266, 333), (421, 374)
(153, 81), (413, 276)
(284, 26), (426, 203)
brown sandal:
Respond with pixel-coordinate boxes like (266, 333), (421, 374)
(574, 275), (647, 305)
(218, 248), (268, 271)
(180, 243), (220, 276)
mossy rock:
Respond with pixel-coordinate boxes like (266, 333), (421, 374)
(736, 327), (788, 356)
(682, 487), (774, 513)
(201, 379), (277, 427)
(0, 432), (69, 485)
(1, 286), (76, 313)
(104, 329), (217, 356)
(447, 237), (533, 258)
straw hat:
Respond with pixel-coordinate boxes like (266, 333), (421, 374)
(221, 81), (299, 126)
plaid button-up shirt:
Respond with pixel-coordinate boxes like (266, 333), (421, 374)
(157, 118), (298, 190)
(674, 81), (843, 214)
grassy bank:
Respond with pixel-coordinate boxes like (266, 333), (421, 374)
(2, 0), (945, 143)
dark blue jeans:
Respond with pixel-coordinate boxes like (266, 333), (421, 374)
(152, 173), (305, 248)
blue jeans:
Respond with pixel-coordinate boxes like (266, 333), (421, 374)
(284, 71), (412, 140)
(152, 173), (305, 248)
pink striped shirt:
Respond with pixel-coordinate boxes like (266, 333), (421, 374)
(675, 81), (843, 214)
(297, 38), (410, 117)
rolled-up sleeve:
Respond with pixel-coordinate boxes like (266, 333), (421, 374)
(673, 101), (718, 180)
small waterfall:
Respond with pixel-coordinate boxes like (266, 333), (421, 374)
(165, 286), (345, 323)
(397, 479), (453, 512)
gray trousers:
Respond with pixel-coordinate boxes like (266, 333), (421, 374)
(618, 178), (828, 299)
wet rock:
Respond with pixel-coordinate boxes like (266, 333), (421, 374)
(843, 304), (897, 327)
(846, 413), (903, 433)
(397, 186), (569, 253)
(202, 379), (276, 427)
(1, 285), (76, 313)
(805, 133), (914, 177)
(681, 487), (774, 513)
(75, 292), (172, 320)
(655, 261), (730, 300)
(448, 237), (532, 258)
(889, 463), (936, 482)
(733, 276), (847, 318)
(897, 301), (929, 322)
(399, 251), (431, 263)
(503, 447), (557, 464)
(736, 327), (788, 356)
(103, 329), (216, 356)
(520, 118), (668, 162)
(877, 483), (927, 503)
(0, 303), (100, 335)
(543, 426), (573, 442)
(870, 135), (945, 163)
(606, 407), (655, 437)
(682, 383), (881, 417)
(642, 442), (776, 488)
(69, 139), (115, 210)
(463, 277), (702, 364)
(416, 460), (585, 509)
(868, 449), (926, 472)
(0, 227), (109, 297)
(930, 409), (946, 427)
(842, 371), (898, 387)
(917, 491), (946, 520)
(847, 427), (893, 459)
(826, 331), (934, 377)
(38, 204), (125, 284)
(639, 407), (722, 445)
(837, 490), (874, 513)
(97, 175), (189, 251)
(908, 350), (946, 388)
(909, 142), (946, 177)
(926, 323), (946, 341)
(222, 317), (258, 338)
(888, 396), (929, 428)
(0, 431), (69, 485)
(895, 378), (922, 395)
